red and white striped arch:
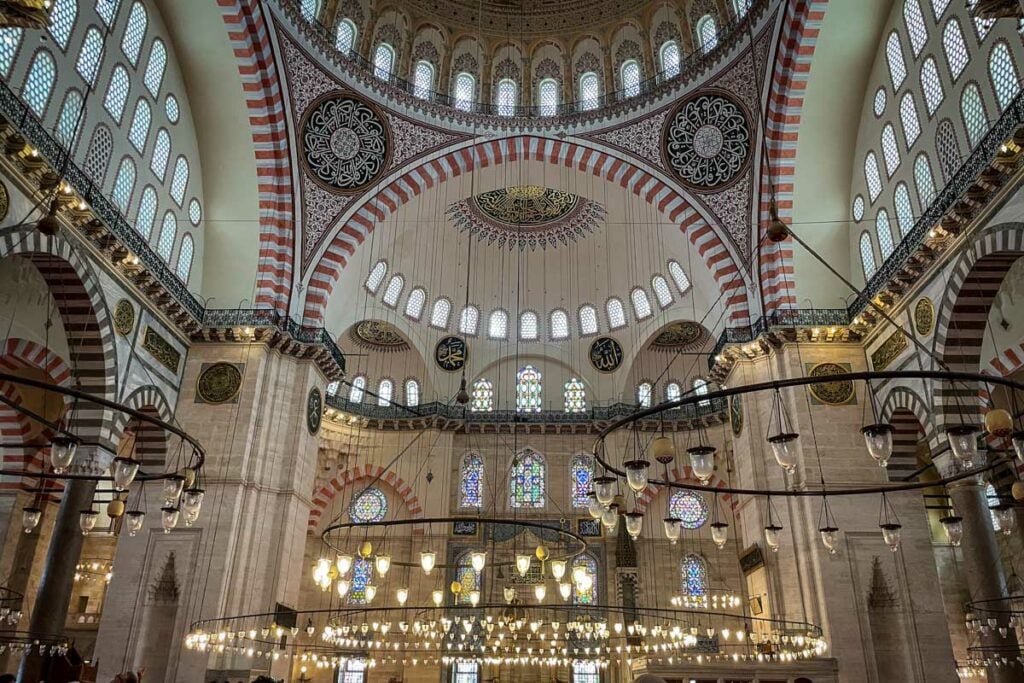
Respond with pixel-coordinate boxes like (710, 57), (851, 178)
(633, 464), (736, 513)
(308, 463), (424, 533)
(301, 136), (753, 327)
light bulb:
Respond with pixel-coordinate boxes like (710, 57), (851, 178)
(396, 587), (408, 605)
(337, 579), (350, 597)
(593, 476), (616, 506)
(336, 554), (353, 575)
(469, 590), (480, 607)
(79, 509), (98, 535)
(767, 433), (799, 474)
(559, 582), (572, 600)
(550, 559), (566, 581)
(764, 524), (782, 552)
(161, 506), (179, 534)
(947, 425), (980, 466)
(687, 446), (716, 483)
(623, 460), (650, 492)
(420, 551), (436, 575)
(516, 554), (532, 577)
(663, 517), (681, 544)
(21, 507), (41, 533)
(861, 424), (895, 467)
(432, 590), (444, 606)
(624, 512), (643, 539)
(533, 584), (546, 603)
(112, 457), (140, 491)
(710, 522), (728, 549)
(880, 523), (901, 552)
(375, 554), (391, 576)
(470, 551), (486, 572)
(503, 586), (516, 604)
(50, 436), (78, 474)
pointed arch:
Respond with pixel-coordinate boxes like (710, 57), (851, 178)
(307, 463), (424, 532)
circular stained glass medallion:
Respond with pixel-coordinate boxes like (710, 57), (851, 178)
(670, 491), (708, 529)
(349, 487), (388, 523)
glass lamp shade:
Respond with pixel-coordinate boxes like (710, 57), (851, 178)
(652, 435), (675, 463)
(111, 457), (140, 490)
(469, 551), (486, 572)
(940, 515), (963, 546)
(767, 433), (800, 474)
(764, 524), (783, 552)
(947, 425), (980, 466)
(503, 586), (516, 604)
(533, 584), (546, 603)
(181, 488), (205, 515)
(375, 554), (392, 576)
(663, 517), (681, 544)
(161, 506), (180, 534)
(880, 523), (902, 552)
(469, 590), (481, 607)
(337, 579), (350, 597)
(710, 522), (729, 549)
(600, 505), (619, 530)
(515, 554), (532, 577)
(183, 507), (200, 527)
(996, 506), (1017, 536)
(623, 511), (643, 539)
(432, 589), (444, 607)
(586, 493), (603, 519)
(559, 582), (572, 601)
(79, 509), (98, 535)
(687, 446), (716, 483)
(420, 551), (436, 575)
(336, 554), (353, 575)
(549, 559), (566, 581)
(50, 436), (78, 474)
(364, 585), (377, 603)
(593, 476), (616, 506)
(125, 510), (145, 537)
(21, 506), (41, 533)
(819, 526), (839, 555)
(623, 460), (651, 493)
(1012, 431), (1024, 462)
(396, 587), (409, 605)
(861, 424), (895, 467)
(161, 475), (186, 505)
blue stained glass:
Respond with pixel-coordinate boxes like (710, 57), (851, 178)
(349, 558), (373, 604)
(572, 554), (597, 605)
(571, 455), (593, 508)
(670, 491), (708, 529)
(510, 449), (545, 508)
(460, 453), (483, 508)
(349, 487), (387, 523)
(516, 365), (542, 412)
(681, 553), (708, 597)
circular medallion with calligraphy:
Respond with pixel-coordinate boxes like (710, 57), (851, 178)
(113, 299), (135, 336)
(808, 363), (855, 405)
(589, 337), (624, 373)
(435, 336), (468, 372)
(196, 362), (243, 404)
(300, 93), (390, 193)
(663, 90), (752, 192)
(913, 298), (935, 337)
(307, 387), (323, 435)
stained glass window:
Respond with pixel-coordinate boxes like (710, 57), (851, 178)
(579, 72), (599, 110)
(57, 89), (83, 149)
(670, 491), (709, 529)
(652, 276), (673, 307)
(496, 78), (517, 116)
(136, 186), (157, 238)
(151, 129), (170, 179)
(968, 0), (994, 40)
(903, 0), (928, 57)
(681, 553), (708, 597)
(456, 554), (481, 604)
(176, 234), (193, 282)
(876, 210), (894, 260)
(894, 183), (914, 237)
(874, 87), (887, 117)
(733, 0), (752, 15)
(414, 60), (434, 99)
(112, 158), (136, 211)
(349, 557), (373, 604)
(914, 153), (936, 206)
(336, 19), (357, 54)
(637, 382), (652, 408)
(860, 232), (877, 279)
(930, 0), (950, 19)
(382, 275), (404, 306)
(621, 60), (640, 98)
(570, 454), (593, 507)
(987, 483), (1001, 531)
(300, 0), (319, 22)
(77, 27), (104, 86)
(510, 449), (545, 508)
(572, 554), (598, 605)
(365, 261), (387, 293)
(128, 98), (152, 152)
(886, 32), (906, 89)
(666, 382), (681, 402)
(693, 378), (710, 407)
(454, 72), (475, 111)
(405, 379), (420, 406)
(520, 311), (539, 340)
(104, 66), (129, 121)
(572, 661), (600, 683)
(471, 379), (493, 412)
(170, 156), (189, 205)
(0, 29), (23, 78)
(921, 57), (944, 115)
(550, 309), (569, 340)
(660, 40), (680, 78)
(48, 0), (77, 50)
(631, 288), (652, 319)
(96, 0), (122, 26)
(936, 119), (961, 182)
(881, 124), (900, 176)
(900, 92), (921, 148)
(157, 212), (176, 260)
(564, 379), (586, 414)
(373, 43), (395, 80)
(853, 195), (864, 221)
(942, 20), (968, 82)
(165, 94), (179, 123)
(453, 661), (479, 683)
(326, 381), (340, 397)
(579, 305), (598, 335)
(488, 309), (508, 339)
(122, 2), (147, 65)
(538, 78), (558, 116)
(606, 298), (626, 329)
(143, 39), (166, 96)
(24, 50), (56, 116)
(989, 42), (1020, 111)
(349, 376), (366, 403)
(668, 261), (690, 293)
(377, 379), (393, 406)
(459, 305), (479, 335)
(460, 453), (483, 507)
(349, 487), (388, 523)
(516, 365), (542, 413)
(865, 152), (882, 202)
(342, 659), (367, 683)
(697, 15), (717, 54)
(405, 287), (426, 320)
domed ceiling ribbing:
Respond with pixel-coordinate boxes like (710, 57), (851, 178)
(400, 0), (652, 36)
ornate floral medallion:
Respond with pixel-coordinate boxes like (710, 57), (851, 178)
(352, 320), (408, 352)
(113, 299), (135, 336)
(664, 90), (751, 192)
(649, 321), (705, 351)
(807, 363), (855, 405)
(196, 362), (243, 404)
(300, 94), (390, 193)
(913, 298), (934, 336)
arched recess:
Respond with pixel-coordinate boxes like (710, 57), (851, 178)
(302, 136), (752, 328)
(113, 386), (175, 469)
(880, 386), (936, 479)
(308, 463), (424, 532)
(634, 463), (735, 512)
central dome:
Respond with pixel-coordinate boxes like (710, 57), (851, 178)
(402, 0), (652, 36)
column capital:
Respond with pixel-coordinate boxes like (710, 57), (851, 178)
(70, 445), (117, 476)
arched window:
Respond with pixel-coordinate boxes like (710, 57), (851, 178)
(519, 311), (539, 340)
(989, 42), (1020, 111)
(570, 454), (593, 507)
(942, 20), (969, 82)
(413, 60), (434, 99)
(121, 2), (147, 65)
(637, 381), (653, 408)
(430, 298), (452, 329)
(886, 32), (906, 89)
(876, 209), (894, 260)
(150, 129), (170, 180)
(165, 94), (179, 122)
(579, 305), (598, 336)
(853, 195), (865, 221)
(128, 98), (151, 152)
(620, 59), (640, 98)
(930, 0), (951, 19)
(157, 212), (176, 261)
(349, 488), (387, 523)
(136, 186), (157, 238)
(652, 275), (673, 308)
(631, 288), (653, 319)
(24, 50), (56, 116)
(579, 71), (599, 110)
(550, 309), (569, 340)
(668, 260), (691, 293)
(48, 0), (77, 50)
(189, 200), (202, 227)
(104, 65), (130, 121)
(404, 287), (426, 320)
(143, 39), (167, 96)
(660, 40), (680, 78)
(176, 234), (194, 282)
(460, 453), (484, 507)
(300, 0), (319, 21)
(732, 0), (752, 16)
(336, 19), (357, 54)
(76, 27), (104, 85)
(664, 381), (681, 402)
(470, 378), (493, 412)
(405, 379), (420, 406)
(693, 378), (710, 407)
(860, 232), (877, 279)
(894, 182), (914, 237)
(538, 78), (558, 116)
(455, 552), (481, 604)
(57, 90), (82, 148)
(681, 553), (709, 597)
(96, 0), (122, 25)
(170, 156), (189, 205)
(864, 152), (882, 202)
(904, 0), (928, 57)
(936, 119), (961, 182)
(969, 0), (994, 40)
(373, 43), (394, 80)
(459, 305), (479, 335)
(914, 153), (936, 206)
(382, 275), (404, 307)
(516, 365), (542, 413)
(349, 376), (366, 403)
(0, 29), (22, 78)
(365, 261), (387, 293)
(112, 157), (136, 211)
(572, 554), (598, 605)
(671, 491), (709, 529)
(921, 57), (945, 115)
(900, 93), (921, 148)
(874, 87), (887, 117)
(606, 297), (626, 329)
(510, 449), (545, 508)
(377, 379), (393, 406)
(496, 78), (517, 116)
(696, 15), (718, 54)
(326, 381), (339, 397)
(987, 482), (1001, 531)
(881, 124), (900, 176)
(454, 72), (475, 111)
(488, 309), (508, 339)
(564, 379), (586, 414)
(83, 125), (112, 183)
